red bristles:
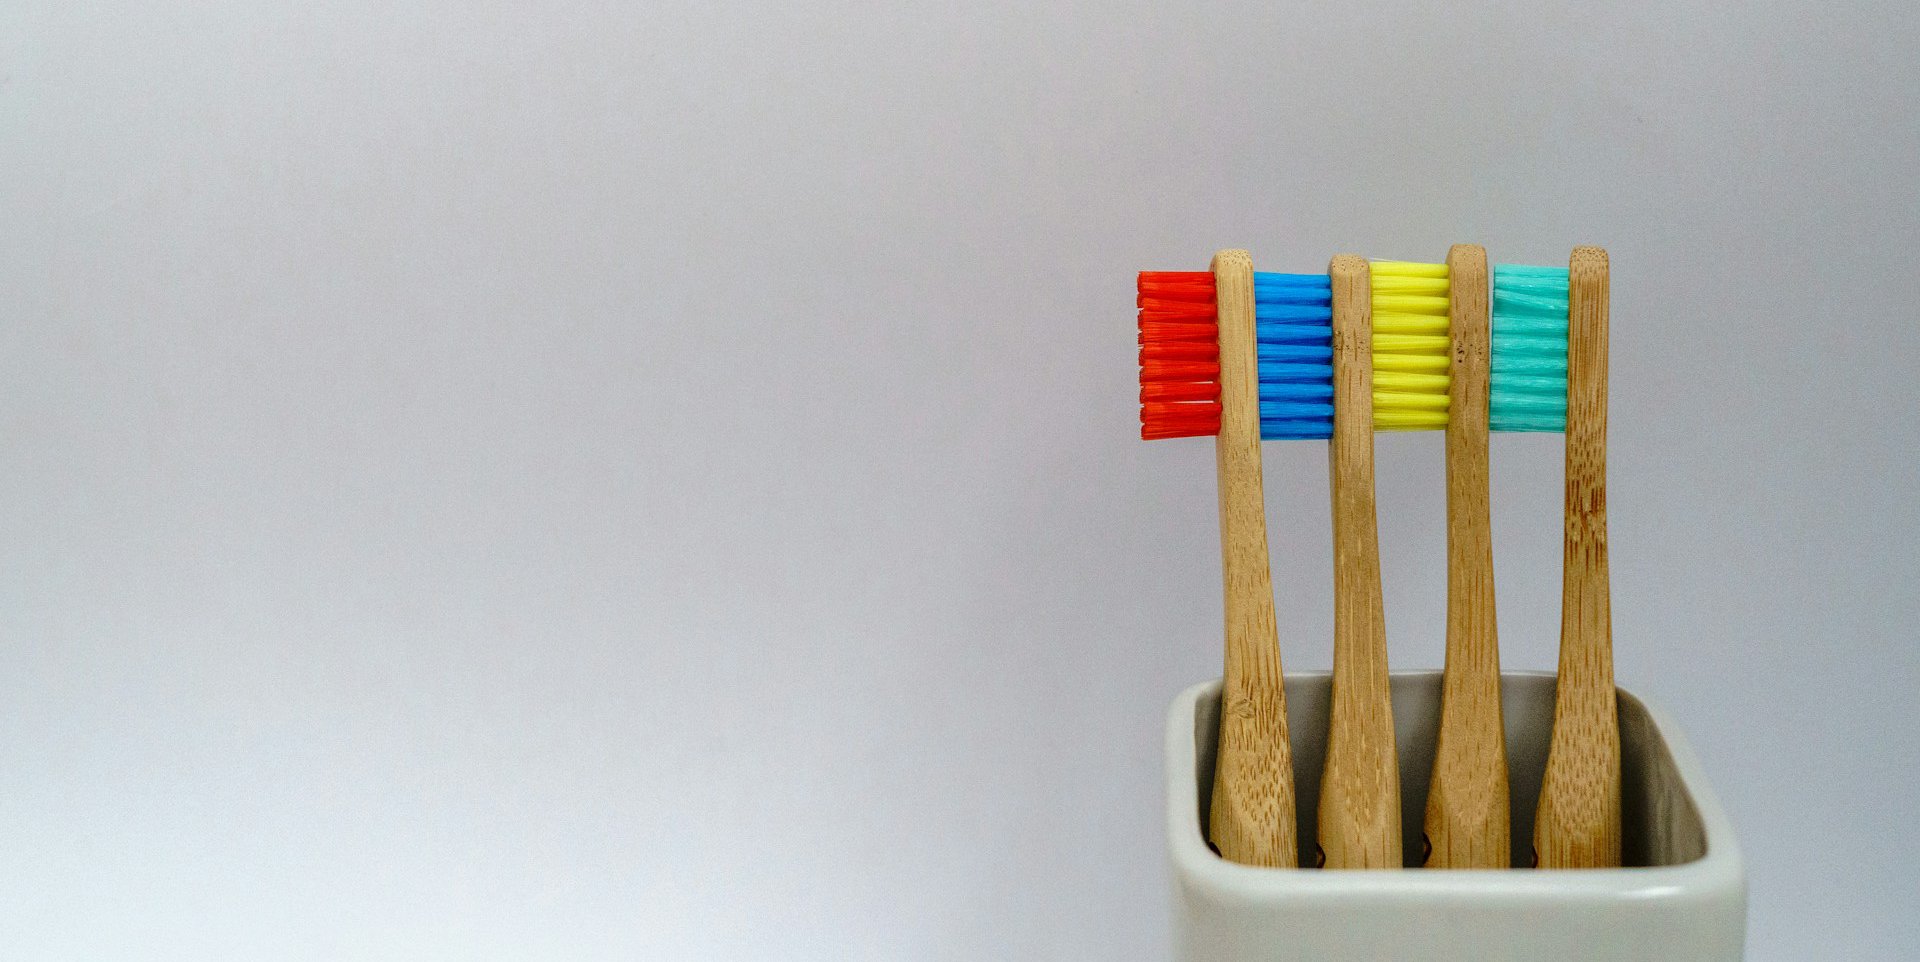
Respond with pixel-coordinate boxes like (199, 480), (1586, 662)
(1138, 271), (1221, 439)
(1140, 359), (1219, 381)
(1141, 341), (1217, 362)
(1141, 381), (1219, 403)
(1142, 403), (1223, 440)
(1139, 320), (1216, 341)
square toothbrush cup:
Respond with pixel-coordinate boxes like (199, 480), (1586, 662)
(1166, 671), (1746, 962)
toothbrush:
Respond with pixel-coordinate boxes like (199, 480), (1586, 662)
(1317, 254), (1400, 869)
(1138, 250), (1328, 866)
(1533, 246), (1621, 868)
(1203, 250), (1295, 867)
(1423, 245), (1511, 868)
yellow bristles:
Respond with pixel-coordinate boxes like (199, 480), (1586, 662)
(1370, 261), (1451, 429)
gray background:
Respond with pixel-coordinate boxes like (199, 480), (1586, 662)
(3, 1), (1915, 959)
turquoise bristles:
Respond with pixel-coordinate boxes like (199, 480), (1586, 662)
(1254, 272), (1334, 440)
(1491, 265), (1570, 432)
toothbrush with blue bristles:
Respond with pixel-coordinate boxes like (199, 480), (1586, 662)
(1317, 255), (1404, 869)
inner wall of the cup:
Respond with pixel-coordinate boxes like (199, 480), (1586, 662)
(1191, 672), (1708, 868)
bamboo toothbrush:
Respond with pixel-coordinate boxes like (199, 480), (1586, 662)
(1318, 254), (1400, 869)
(1423, 245), (1511, 868)
(1534, 246), (1621, 868)
(1137, 250), (1307, 866)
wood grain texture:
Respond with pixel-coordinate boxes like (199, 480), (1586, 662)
(1318, 254), (1401, 870)
(1206, 249), (1299, 868)
(1425, 245), (1510, 869)
(1533, 246), (1623, 869)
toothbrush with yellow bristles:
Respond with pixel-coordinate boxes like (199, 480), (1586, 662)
(1424, 246), (1512, 868)
(1369, 261), (1453, 431)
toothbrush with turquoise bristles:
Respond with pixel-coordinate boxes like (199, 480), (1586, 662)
(1532, 247), (1620, 868)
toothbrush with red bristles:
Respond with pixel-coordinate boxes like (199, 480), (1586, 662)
(1139, 251), (1332, 866)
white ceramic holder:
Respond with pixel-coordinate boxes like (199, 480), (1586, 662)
(1166, 671), (1746, 962)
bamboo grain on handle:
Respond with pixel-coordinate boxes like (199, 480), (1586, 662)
(1424, 245), (1510, 869)
(1207, 249), (1299, 868)
(1533, 246), (1622, 868)
(1318, 254), (1401, 870)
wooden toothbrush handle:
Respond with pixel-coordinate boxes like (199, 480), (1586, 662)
(1207, 249), (1298, 867)
(1534, 246), (1622, 868)
(1318, 254), (1401, 870)
(1425, 245), (1511, 868)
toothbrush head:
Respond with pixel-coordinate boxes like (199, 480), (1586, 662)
(1490, 264), (1571, 432)
(1252, 272), (1335, 440)
(1369, 261), (1452, 431)
(1138, 271), (1220, 440)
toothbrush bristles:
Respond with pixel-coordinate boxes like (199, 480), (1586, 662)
(1139, 271), (1223, 440)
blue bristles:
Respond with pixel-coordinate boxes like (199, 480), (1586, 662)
(1253, 272), (1334, 440)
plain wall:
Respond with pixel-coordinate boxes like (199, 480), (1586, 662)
(2, 1), (1916, 959)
